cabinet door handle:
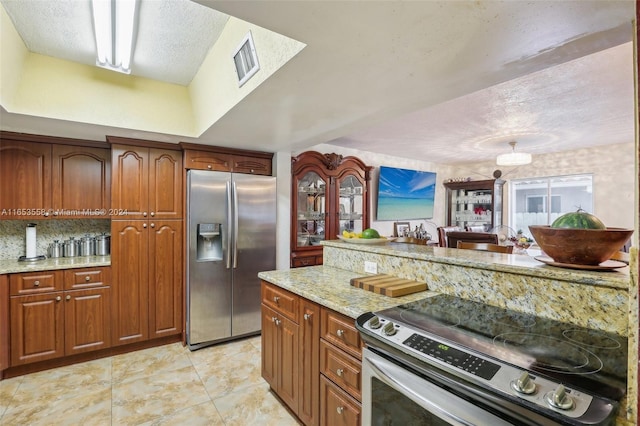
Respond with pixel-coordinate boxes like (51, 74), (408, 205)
(273, 296), (280, 303)
(43, 211), (50, 217)
(56, 296), (62, 302)
(303, 313), (312, 321)
(33, 280), (40, 287)
(336, 329), (345, 337)
(150, 223), (155, 228)
(85, 276), (91, 282)
(143, 223), (148, 228)
(150, 212), (155, 217)
(336, 406), (344, 414)
(143, 211), (148, 217)
(66, 295), (71, 301)
(207, 164), (212, 170)
(336, 368), (344, 377)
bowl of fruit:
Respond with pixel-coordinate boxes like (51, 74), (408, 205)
(338, 228), (389, 244)
(529, 209), (633, 266)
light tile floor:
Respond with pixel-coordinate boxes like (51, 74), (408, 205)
(0, 336), (301, 425)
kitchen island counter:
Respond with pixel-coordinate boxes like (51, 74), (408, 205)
(258, 265), (435, 319)
(0, 256), (111, 274)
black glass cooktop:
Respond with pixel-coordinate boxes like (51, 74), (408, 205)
(373, 294), (628, 401)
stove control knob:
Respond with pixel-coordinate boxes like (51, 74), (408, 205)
(367, 316), (382, 330)
(382, 321), (397, 336)
(510, 371), (536, 395)
(545, 385), (574, 410)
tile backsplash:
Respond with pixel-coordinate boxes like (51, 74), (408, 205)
(0, 220), (111, 260)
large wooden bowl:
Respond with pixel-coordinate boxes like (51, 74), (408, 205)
(528, 225), (633, 265)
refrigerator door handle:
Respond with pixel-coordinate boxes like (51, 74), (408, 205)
(226, 181), (232, 269)
(232, 180), (239, 269)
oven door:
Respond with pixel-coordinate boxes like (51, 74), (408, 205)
(363, 347), (524, 426)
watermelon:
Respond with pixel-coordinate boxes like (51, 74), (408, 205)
(361, 228), (381, 239)
(551, 209), (606, 229)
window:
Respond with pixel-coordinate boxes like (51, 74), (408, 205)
(233, 31), (260, 87)
(510, 174), (593, 235)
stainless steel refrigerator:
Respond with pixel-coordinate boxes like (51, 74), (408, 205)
(186, 169), (276, 350)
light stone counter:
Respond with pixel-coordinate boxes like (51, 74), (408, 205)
(0, 256), (111, 274)
(323, 240), (630, 335)
(258, 265), (435, 319)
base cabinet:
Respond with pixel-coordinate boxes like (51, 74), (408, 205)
(111, 219), (182, 346)
(9, 268), (111, 366)
(261, 281), (320, 426)
(261, 281), (359, 426)
(320, 376), (361, 426)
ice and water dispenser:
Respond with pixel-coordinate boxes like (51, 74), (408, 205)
(196, 223), (222, 261)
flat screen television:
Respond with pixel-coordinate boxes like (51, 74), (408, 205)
(376, 166), (436, 220)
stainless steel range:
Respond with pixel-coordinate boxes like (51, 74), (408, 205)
(356, 294), (627, 426)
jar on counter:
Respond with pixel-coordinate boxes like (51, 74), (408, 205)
(95, 233), (110, 256)
(48, 240), (63, 258)
(63, 237), (79, 257)
(80, 234), (95, 256)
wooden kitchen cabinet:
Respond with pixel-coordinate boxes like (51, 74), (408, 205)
(262, 303), (299, 411)
(110, 143), (183, 219)
(181, 143), (273, 176)
(0, 275), (8, 375)
(52, 145), (110, 218)
(299, 299), (321, 426)
(261, 281), (320, 425)
(111, 219), (182, 346)
(319, 306), (363, 421)
(0, 132), (111, 220)
(0, 140), (52, 219)
(9, 267), (111, 366)
(320, 376), (361, 426)
(290, 151), (372, 268)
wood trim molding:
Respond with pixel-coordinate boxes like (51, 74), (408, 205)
(106, 135), (181, 151)
(179, 142), (274, 160)
(0, 131), (110, 149)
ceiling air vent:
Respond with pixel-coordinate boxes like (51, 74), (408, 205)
(233, 31), (260, 87)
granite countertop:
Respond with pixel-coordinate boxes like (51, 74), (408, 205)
(0, 256), (111, 274)
(323, 240), (631, 290)
(258, 265), (436, 319)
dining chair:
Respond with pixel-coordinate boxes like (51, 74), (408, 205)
(446, 231), (498, 248)
(457, 241), (514, 254)
(437, 226), (462, 247)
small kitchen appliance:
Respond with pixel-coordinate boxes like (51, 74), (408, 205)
(356, 294), (627, 425)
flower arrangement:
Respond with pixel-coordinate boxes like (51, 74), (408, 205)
(509, 230), (534, 249)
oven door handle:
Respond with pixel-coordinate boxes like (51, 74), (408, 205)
(366, 354), (513, 426)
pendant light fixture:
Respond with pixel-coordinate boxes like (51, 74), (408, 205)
(496, 141), (532, 166)
(91, 0), (139, 74)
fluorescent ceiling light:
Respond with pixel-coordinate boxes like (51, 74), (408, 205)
(496, 141), (532, 166)
(91, 0), (139, 74)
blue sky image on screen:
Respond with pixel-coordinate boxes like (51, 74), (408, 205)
(377, 166), (436, 220)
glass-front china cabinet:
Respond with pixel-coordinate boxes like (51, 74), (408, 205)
(291, 151), (371, 268)
(444, 179), (504, 231)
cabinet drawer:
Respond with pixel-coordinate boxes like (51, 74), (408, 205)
(321, 308), (362, 359)
(291, 255), (323, 268)
(64, 267), (111, 290)
(261, 281), (298, 323)
(10, 270), (62, 295)
(320, 340), (362, 401)
(184, 149), (231, 172)
(320, 375), (361, 426)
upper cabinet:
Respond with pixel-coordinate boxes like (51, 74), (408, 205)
(181, 143), (273, 176)
(443, 179), (505, 231)
(0, 132), (110, 219)
(110, 141), (183, 220)
(291, 152), (371, 268)
(52, 145), (110, 218)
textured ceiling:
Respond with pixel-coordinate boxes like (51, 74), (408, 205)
(0, 1), (636, 165)
(0, 0), (229, 85)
